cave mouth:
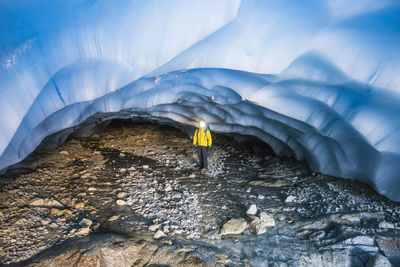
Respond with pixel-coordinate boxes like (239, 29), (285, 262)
(6, 117), (276, 175)
(1, 118), (399, 266)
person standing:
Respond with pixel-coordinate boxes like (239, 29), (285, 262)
(193, 120), (212, 171)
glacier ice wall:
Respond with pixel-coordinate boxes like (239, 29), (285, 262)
(1, 0), (400, 200)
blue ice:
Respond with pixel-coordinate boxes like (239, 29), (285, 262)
(1, 0), (400, 200)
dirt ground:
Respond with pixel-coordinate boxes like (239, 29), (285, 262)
(1, 121), (400, 266)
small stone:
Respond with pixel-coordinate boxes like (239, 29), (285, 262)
(81, 173), (90, 179)
(148, 224), (159, 232)
(29, 197), (45, 206)
(116, 200), (128, 206)
(128, 166), (136, 171)
(119, 153), (126, 157)
(59, 151), (69, 156)
(143, 165), (149, 169)
(119, 168), (127, 174)
(189, 174), (196, 178)
(246, 204), (257, 215)
(379, 221), (395, 229)
(50, 208), (64, 217)
(75, 227), (90, 236)
(117, 192), (127, 199)
(29, 198), (63, 207)
(75, 202), (85, 209)
(258, 195), (265, 200)
(220, 218), (248, 235)
(80, 218), (93, 228)
(154, 230), (166, 239)
(165, 184), (172, 192)
(285, 195), (296, 203)
(162, 239), (173, 245)
(88, 187), (97, 191)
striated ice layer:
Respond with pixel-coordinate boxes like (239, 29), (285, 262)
(1, 1), (400, 200)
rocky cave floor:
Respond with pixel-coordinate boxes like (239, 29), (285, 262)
(1, 122), (400, 266)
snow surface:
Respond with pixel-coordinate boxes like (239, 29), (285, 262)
(1, 0), (400, 200)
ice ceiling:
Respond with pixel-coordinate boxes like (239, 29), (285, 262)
(1, 0), (400, 200)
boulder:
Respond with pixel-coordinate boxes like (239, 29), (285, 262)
(220, 218), (247, 235)
(249, 212), (275, 235)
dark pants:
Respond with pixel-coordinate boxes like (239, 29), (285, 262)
(197, 146), (208, 170)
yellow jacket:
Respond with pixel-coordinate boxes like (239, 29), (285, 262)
(193, 128), (212, 147)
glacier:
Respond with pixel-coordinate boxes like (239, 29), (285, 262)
(1, 0), (400, 200)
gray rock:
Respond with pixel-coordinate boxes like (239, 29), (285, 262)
(75, 227), (90, 236)
(153, 230), (166, 239)
(220, 218), (247, 235)
(116, 200), (128, 206)
(117, 192), (127, 199)
(148, 224), (159, 232)
(367, 253), (392, 267)
(285, 196), (296, 203)
(379, 221), (395, 229)
(80, 218), (93, 228)
(246, 204), (257, 215)
(249, 212), (275, 235)
(29, 197), (63, 207)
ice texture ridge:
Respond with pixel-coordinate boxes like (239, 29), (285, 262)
(1, 0), (400, 200)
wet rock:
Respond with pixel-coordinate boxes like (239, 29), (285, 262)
(59, 151), (69, 156)
(154, 230), (166, 239)
(88, 187), (97, 191)
(120, 168), (127, 174)
(142, 165), (149, 169)
(116, 200), (128, 206)
(285, 195), (296, 203)
(220, 218), (247, 235)
(29, 197), (63, 207)
(246, 204), (257, 215)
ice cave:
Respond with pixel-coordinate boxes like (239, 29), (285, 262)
(1, 1), (400, 265)
(1, 0), (400, 200)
